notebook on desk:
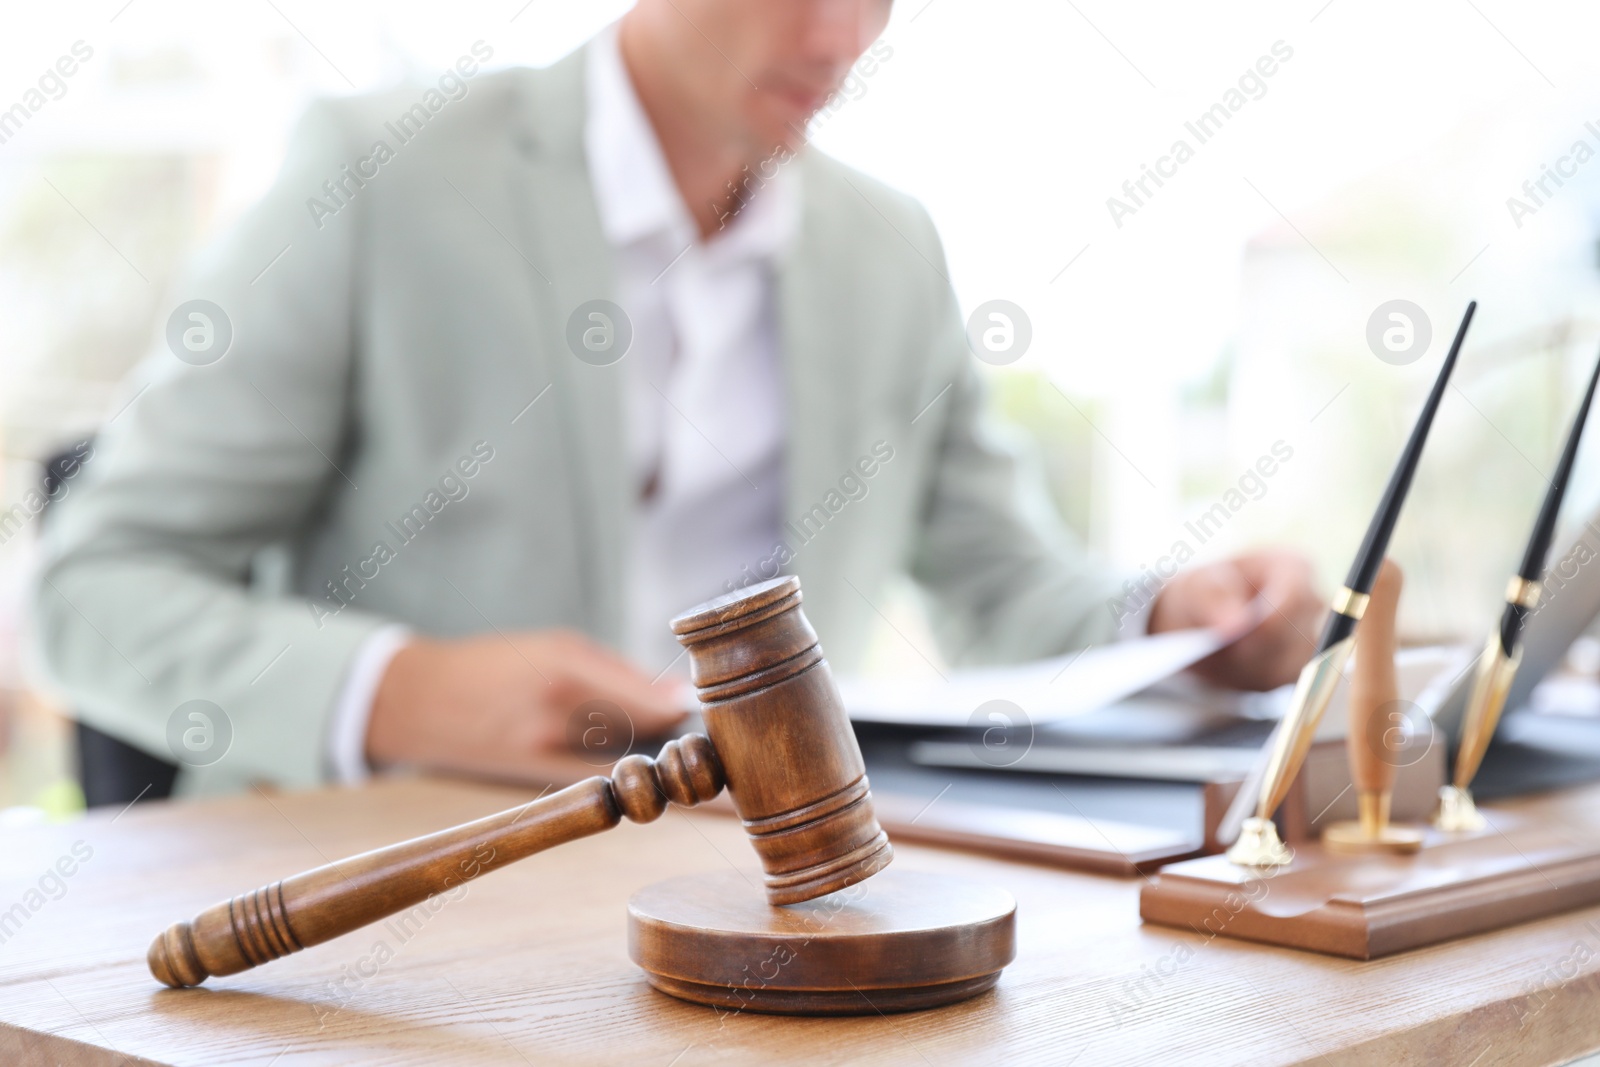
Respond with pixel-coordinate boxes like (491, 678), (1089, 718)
(854, 722), (1223, 875)
(903, 692), (1270, 783)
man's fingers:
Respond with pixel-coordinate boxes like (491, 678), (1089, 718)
(543, 637), (688, 733)
(1183, 551), (1326, 690)
(1153, 561), (1256, 633)
(1244, 553), (1323, 618)
(569, 669), (687, 728)
(1257, 587), (1319, 649)
(1236, 552), (1323, 648)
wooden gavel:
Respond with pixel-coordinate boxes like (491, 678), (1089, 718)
(148, 576), (893, 987)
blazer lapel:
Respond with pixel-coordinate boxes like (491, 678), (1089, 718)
(504, 51), (631, 646)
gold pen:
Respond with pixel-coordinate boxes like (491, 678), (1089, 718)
(1228, 301), (1478, 867)
(1437, 342), (1600, 832)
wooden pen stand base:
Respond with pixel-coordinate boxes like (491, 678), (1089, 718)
(1140, 810), (1600, 959)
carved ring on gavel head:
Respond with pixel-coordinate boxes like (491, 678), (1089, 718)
(147, 576), (892, 989)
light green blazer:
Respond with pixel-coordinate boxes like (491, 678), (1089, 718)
(34, 47), (1121, 794)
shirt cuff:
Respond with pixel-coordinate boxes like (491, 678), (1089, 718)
(326, 624), (413, 784)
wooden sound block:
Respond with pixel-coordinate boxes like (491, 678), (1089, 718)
(628, 868), (1015, 1015)
(1140, 810), (1600, 959)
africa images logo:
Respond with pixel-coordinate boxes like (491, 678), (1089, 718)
(1105, 41), (1294, 229)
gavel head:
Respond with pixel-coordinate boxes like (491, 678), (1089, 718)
(670, 576), (892, 906)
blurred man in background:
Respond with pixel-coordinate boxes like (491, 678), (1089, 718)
(34, 0), (1322, 794)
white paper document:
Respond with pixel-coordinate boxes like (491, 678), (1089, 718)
(838, 626), (1239, 727)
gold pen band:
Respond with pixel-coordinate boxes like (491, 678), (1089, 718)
(1505, 576), (1542, 609)
(1331, 587), (1369, 620)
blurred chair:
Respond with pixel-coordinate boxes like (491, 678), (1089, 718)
(38, 437), (180, 808)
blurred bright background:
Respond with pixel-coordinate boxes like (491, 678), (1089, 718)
(6, 0), (1600, 812)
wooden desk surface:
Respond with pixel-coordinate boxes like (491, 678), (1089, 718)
(4, 777), (1600, 1066)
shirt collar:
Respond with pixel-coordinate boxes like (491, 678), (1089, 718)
(584, 24), (798, 262)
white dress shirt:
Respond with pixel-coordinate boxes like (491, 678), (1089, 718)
(326, 25), (796, 781)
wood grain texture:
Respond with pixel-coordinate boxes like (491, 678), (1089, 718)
(1144, 806), (1600, 960)
(670, 576), (891, 903)
(1346, 559), (1403, 799)
(147, 735), (725, 988)
(7, 778), (1600, 1065)
(628, 869), (1015, 1013)
(1322, 559), (1422, 854)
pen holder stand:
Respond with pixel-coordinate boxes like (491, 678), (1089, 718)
(1142, 561), (1600, 958)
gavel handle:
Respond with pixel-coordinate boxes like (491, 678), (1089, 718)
(148, 735), (724, 987)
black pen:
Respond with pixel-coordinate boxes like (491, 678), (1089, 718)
(1437, 341), (1600, 831)
(1229, 301), (1477, 866)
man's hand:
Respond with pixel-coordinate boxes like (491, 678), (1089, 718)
(366, 630), (688, 778)
(1148, 550), (1325, 691)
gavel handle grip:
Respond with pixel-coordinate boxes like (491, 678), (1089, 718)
(149, 736), (724, 988)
